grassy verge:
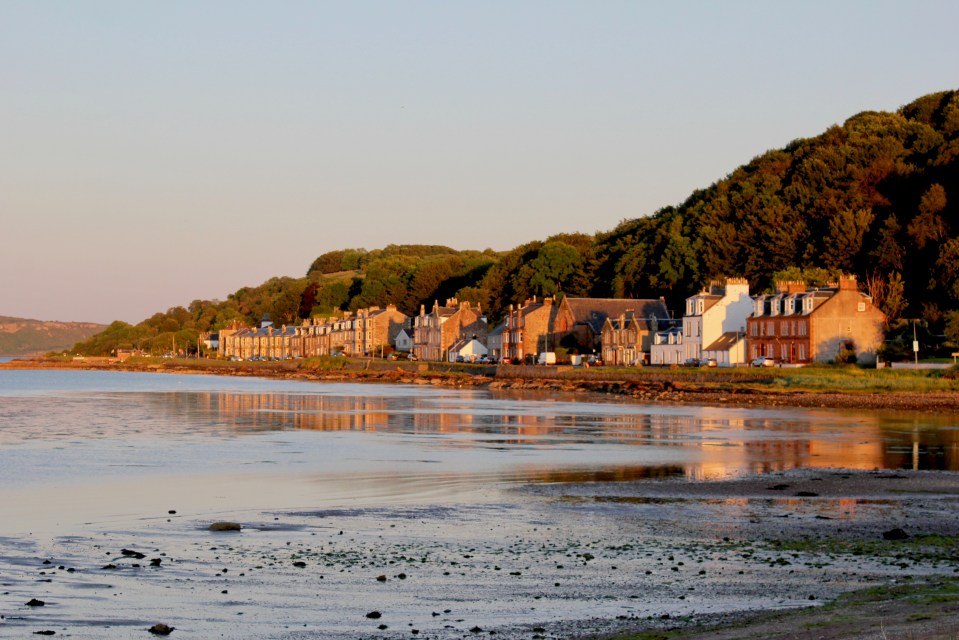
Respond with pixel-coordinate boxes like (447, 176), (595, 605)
(602, 577), (959, 640)
(8, 356), (959, 398)
(583, 363), (959, 394)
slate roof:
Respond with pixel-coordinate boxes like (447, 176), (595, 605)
(563, 298), (670, 334)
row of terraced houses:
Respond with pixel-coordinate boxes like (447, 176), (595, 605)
(217, 275), (885, 366)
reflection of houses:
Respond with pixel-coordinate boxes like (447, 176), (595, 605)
(413, 298), (487, 362)
(651, 278), (751, 365)
(747, 276), (885, 365)
(504, 297), (554, 363)
(554, 297), (670, 356)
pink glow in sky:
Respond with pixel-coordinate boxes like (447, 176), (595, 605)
(2, 1), (957, 323)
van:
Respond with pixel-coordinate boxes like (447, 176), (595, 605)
(537, 352), (556, 365)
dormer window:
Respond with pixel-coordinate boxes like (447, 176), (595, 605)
(754, 299), (764, 317)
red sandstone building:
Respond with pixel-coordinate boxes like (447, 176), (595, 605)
(746, 276), (885, 365)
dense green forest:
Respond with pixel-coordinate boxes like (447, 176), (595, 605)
(73, 90), (959, 356)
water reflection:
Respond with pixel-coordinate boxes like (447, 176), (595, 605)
(172, 388), (959, 474)
(3, 374), (959, 486)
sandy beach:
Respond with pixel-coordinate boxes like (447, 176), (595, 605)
(3, 467), (959, 639)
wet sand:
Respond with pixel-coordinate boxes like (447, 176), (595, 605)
(3, 468), (958, 639)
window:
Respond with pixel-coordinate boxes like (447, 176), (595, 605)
(766, 320), (775, 336)
(858, 302), (866, 312)
(750, 323), (758, 337)
(798, 320), (807, 336)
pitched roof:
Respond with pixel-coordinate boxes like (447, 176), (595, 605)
(700, 295), (722, 314)
(562, 298), (669, 333)
(703, 331), (745, 353)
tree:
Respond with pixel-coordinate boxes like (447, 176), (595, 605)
(865, 271), (906, 322)
(822, 208), (874, 271)
(907, 184), (948, 249)
(870, 214), (905, 272)
(515, 241), (584, 298)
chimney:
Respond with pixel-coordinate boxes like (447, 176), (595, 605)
(839, 275), (858, 291)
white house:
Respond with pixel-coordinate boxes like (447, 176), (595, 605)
(650, 327), (684, 365)
(394, 328), (413, 353)
(447, 338), (488, 363)
(651, 278), (752, 365)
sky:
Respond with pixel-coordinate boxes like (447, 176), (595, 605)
(2, 1), (958, 324)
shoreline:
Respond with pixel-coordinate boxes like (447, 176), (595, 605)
(2, 467), (958, 639)
(5, 356), (959, 413)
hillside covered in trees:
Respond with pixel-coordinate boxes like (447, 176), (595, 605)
(73, 90), (959, 356)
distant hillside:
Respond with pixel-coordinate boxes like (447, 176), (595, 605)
(0, 316), (107, 355)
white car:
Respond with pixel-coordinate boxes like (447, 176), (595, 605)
(751, 356), (776, 367)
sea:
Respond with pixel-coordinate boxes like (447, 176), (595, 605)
(2, 368), (957, 534)
(2, 368), (958, 638)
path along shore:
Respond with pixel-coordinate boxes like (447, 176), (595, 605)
(4, 356), (959, 413)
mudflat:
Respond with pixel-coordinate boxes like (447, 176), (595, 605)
(3, 468), (958, 639)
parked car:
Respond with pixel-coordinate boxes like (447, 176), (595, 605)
(683, 357), (700, 367)
(704, 358), (718, 367)
(751, 356), (776, 367)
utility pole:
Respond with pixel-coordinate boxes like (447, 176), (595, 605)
(913, 320), (919, 370)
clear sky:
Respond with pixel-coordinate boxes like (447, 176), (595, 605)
(2, 1), (957, 324)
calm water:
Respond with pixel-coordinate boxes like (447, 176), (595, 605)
(2, 369), (958, 533)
